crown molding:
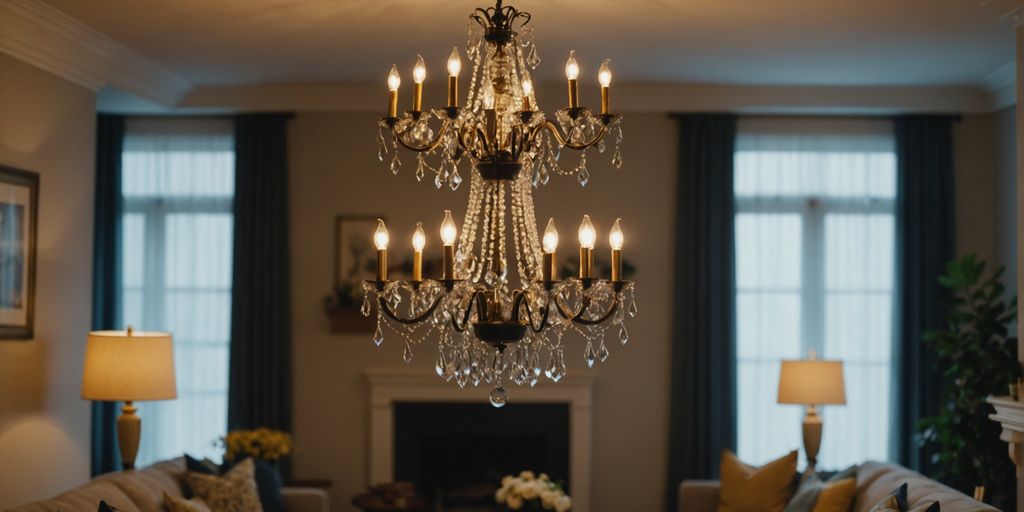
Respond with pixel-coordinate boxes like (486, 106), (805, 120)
(984, 62), (1017, 110)
(161, 81), (995, 115)
(0, 0), (190, 104)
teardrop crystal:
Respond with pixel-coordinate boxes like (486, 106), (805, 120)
(415, 157), (425, 182)
(612, 147), (623, 169)
(489, 386), (508, 408)
(577, 166), (590, 187)
(449, 168), (463, 190)
(584, 341), (596, 368)
(390, 152), (401, 175)
(597, 341), (610, 363)
(372, 324), (384, 346)
(361, 295), (372, 316)
(619, 325), (629, 345)
(403, 343), (413, 364)
(435, 351), (445, 377)
(434, 172), (443, 189)
(628, 298), (638, 317)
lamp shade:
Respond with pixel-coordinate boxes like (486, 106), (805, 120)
(777, 360), (846, 405)
(81, 330), (177, 402)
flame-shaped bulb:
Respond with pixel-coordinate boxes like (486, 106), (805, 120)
(578, 215), (596, 249)
(609, 218), (623, 250)
(413, 54), (426, 84)
(542, 218), (559, 253)
(565, 50), (579, 80)
(522, 77), (534, 96)
(440, 210), (458, 246)
(599, 59), (612, 87)
(447, 47), (461, 77)
(412, 222), (426, 252)
(374, 219), (390, 250)
(387, 65), (401, 92)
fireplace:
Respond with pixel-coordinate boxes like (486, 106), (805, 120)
(394, 402), (570, 509)
(366, 367), (595, 511)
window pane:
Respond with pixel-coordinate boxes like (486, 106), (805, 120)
(736, 214), (801, 290)
(122, 119), (234, 467)
(736, 292), (801, 360)
(825, 214), (894, 291)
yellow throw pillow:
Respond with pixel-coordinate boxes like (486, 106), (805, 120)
(812, 478), (856, 512)
(716, 450), (799, 512)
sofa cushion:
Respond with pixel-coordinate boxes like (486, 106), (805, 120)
(813, 478), (856, 512)
(7, 479), (140, 512)
(103, 458), (188, 512)
(717, 450), (799, 512)
(854, 462), (996, 512)
(867, 483), (908, 511)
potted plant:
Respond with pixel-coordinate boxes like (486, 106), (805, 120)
(919, 254), (1017, 510)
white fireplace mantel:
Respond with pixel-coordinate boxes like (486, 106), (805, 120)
(988, 395), (1024, 511)
(365, 367), (596, 512)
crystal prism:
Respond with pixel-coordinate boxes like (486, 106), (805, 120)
(372, 324), (383, 346)
(619, 325), (629, 345)
(390, 153), (401, 175)
(597, 341), (610, 363)
(403, 343), (413, 363)
(612, 147), (623, 169)
(584, 341), (596, 368)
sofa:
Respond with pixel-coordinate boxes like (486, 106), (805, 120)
(6, 458), (330, 512)
(679, 461), (998, 512)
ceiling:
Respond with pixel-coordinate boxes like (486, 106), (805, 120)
(42, 0), (1015, 88)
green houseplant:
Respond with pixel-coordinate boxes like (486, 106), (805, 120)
(919, 254), (1017, 510)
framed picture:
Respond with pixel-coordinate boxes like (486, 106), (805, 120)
(335, 215), (384, 288)
(0, 165), (38, 340)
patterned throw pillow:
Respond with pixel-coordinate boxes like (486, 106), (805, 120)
(164, 492), (213, 512)
(869, 483), (909, 512)
(909, 502), (939, 512)
(186, 458), (264, 512)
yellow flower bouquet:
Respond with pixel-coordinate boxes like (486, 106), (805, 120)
(220, 428), (293, 463)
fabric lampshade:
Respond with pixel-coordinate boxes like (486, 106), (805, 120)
(777, 360), (846, 405)
(81, 330), (177, 401)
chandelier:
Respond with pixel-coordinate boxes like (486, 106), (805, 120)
(364, 0), (637, 406)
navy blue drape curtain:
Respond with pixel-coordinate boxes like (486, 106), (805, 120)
(894, 115), (956, 475)
(90, 114), (125, 476)
(227, 114), (293, 442)
(666, 114), (738, 512)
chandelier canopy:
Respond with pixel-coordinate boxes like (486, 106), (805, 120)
(366, 0), (636, 406)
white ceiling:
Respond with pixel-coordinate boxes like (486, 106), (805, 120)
(40, 0), (1016, 88)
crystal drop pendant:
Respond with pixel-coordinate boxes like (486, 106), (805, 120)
(415, 157), (425, 182)
(612, 147), (623, 169)
(450, 169), (463, 190)
(584, 341), (596, 368)
(598, 138), (606, 154)
(390, 153), (401, 175)
(628, 298), (638, 317)
(361, 295), (372, 316)
(597, 341), (610, 363)
(489, 386), (508, 408)
(527, 45), (540, 68)
(434, 172), (443, 189)
(484, 269), (498, 287)
(577, 166), (590, 187)
(378, 142), (387, 163)
(435, 351), (445, 377)
(403, 343), (413, 364)
(619, 325), (629, 345)
(372, 324), (384, 346)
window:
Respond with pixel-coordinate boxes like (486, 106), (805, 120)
(121, 119), (235, 466)
(734, 118), (896, 470)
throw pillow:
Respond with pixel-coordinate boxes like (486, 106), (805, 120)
(909, 502), (939, 512)
(223, 458), (286, 512)
(784, 466), (858, 512)
(97, 501), (121, 512)
(717, 450), (799, 512)
(164, 492), (213, 512)
(186, 454), (221, 475)
(812, 478), (856, 512)
(186, 458), (264, 512)
(868, 483), (909, 512)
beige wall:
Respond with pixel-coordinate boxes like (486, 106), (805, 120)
(0, 53), (96, 507)
(954, 111), (1017, 285)
(289, 111), (676, 512)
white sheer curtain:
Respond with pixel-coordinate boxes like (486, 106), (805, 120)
(121, 119), (234, 466)
(734, 118), (896, 470)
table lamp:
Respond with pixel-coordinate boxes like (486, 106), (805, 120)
(81, 328), (176, 470)
(777, 357), (846, 472)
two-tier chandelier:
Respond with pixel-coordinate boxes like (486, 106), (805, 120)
(364, 0), (637, 406)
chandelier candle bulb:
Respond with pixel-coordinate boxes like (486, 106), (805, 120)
(565, 50), (580, 108)
(522, 78), (534, 111)
(412, 222), (426, 282)
(447, 47), (461, 107)
(599, 59), (612, 115)
(542, 218), (559, 282)
(412, 55), (426, 112)
(578, 215), (596, 279)
(386, 64), (401, 117)
(374, 219), (390, 281)
(609, 218), (623, 281)
(440, 210), (458, 280)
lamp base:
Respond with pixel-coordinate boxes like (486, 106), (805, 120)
(117, 401), (141, 471)
(802, 405), (823, 473)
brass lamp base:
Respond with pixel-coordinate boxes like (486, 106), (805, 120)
(802, 405), (823, 473)
(117, 401), (141, 470)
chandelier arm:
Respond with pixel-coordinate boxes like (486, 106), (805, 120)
(378, 293), (445, 325)
(451, 290), (487, 332)
(393, 120), (452, 153)
(569, 296), (620, 326)
(538, 121), (608, 151)
(554, 293), (590, 320)
(517, 295), (552, 333)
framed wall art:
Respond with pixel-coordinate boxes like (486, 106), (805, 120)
(0, 164), (38, 340)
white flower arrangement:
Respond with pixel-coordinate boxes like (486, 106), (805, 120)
(495, 471), (571, 512)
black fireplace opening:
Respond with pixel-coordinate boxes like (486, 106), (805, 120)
(394, 402), (570, 510)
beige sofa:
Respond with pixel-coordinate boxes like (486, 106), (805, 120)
(679, 461), (997, 512)
(6, 458), (329, 512)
